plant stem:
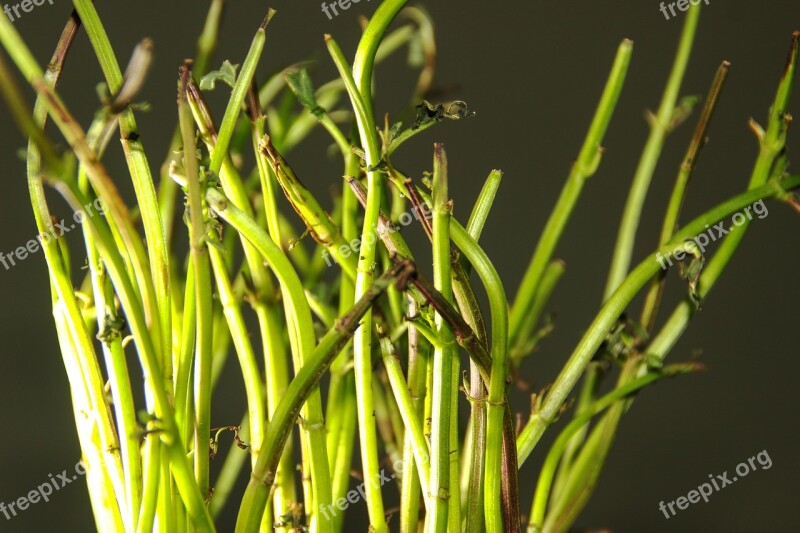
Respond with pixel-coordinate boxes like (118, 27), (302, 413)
(639, 60), (730, 331)
(209, 9), (275, 176)
(159, 0), (226, 247)
(515, 173), (800, 465)
(511, 260), (565, 365)
(527, 363), (702, 532)
(603, 5), (700, 299)
(326, 28), (391, 531)
(234, 261), (416, 533)
(251, 115), (298, 524)
(17, 9), (128, 527)
(73, 0), (172, 382)
(208, 246), (265, 461)
(647, 30), (798, 359)
(557, 12), (701, 500)
(400, 298), (430, 533)
(458, 170), (500, 533)
(447, 222), (510, 532)
(428, 144), (456, 532)
(179, 62), (214, 503)
(80, 115), (142, 533)
(509, 39), (633, 347)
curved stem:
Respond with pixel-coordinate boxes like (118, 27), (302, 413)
(509, 39), (633, 346)
(603, 5), (700, 298)
(527, 364), (700, 532)
(516, 174), (800, 465)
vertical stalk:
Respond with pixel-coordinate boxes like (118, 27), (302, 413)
(7, 14), (128, 526)
(73, 0), (172, 387)
(379, 335), (432, 491)
(325, 31), (389, 532)
(327, 142), (362, 525)
(400, 299), (430, 533)
(556, 13), (699, 500)
(459, 170), (500, 533)
(647, 30), (798, 358)
(429, 144), (455, 532)
(639, 60), (730, 330)
(603, 5), (700, 298)
(208, 246), (265, 461)
(160, 0), (226, 247)
(251, 115), (298, 525)
(509, 39), (633, 348)
(233, 259), (414, 533)
(82, 168), (141, 532)
(179, 67), (214, 501)
(448, 350), (461, 533)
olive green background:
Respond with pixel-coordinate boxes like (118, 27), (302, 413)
(0, 0), (798, 531)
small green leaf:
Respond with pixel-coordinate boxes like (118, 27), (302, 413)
(643, 353), (664, 371)
(199, 60), (239, 91)
(389, 121), (403, 141)
(285, 68), (325, 117)
(669, 95), (701, 130)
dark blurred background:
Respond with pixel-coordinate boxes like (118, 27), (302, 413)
(0, 0), (798, 531)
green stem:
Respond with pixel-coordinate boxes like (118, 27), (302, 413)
(251, 115), (298, 523)
(516, 173), (800, 466)
(326, 28), (392, 531)
(562, 9), (702, 501)
(400, 298), (430, 533)
(603, 5), (700, 299)
(460, 171), (499, 533)
(447, 223), (508, 532)
(234, 261), (416, 533)
(259, 135), (357, 278)
(159, 0), (226, 247)
(527, 363), (702, 532)
(648, 31), (798, 359)
(80, 116), (142, 533)
(327, 141), (361, 530)
(179, 68), (214, 500)
(639, 60), (730, 331)
(73, 0), (172, 384)
(52, 178), (214, 531)
(209, 10), (275, 176)
(208, 246), (265, 461)
(204, 187), (332, 530)
(511, 260), (565, 365)
(378, 335), (432, 497)
(509, 39), (633, 347)
(428, 144), (455, 532)
(16, 11), (127, 527)
(174, 261), (196, 453)
(352, 0), (409, 114)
